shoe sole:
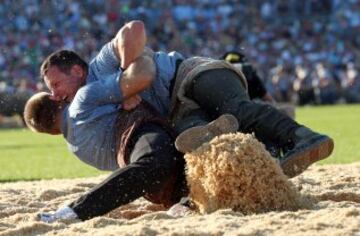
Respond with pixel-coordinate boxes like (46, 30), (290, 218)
(175, 114), (239, 153)
(281, 136), (334, 178)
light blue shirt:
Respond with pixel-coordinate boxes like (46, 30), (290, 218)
(61, 42), (184, 170)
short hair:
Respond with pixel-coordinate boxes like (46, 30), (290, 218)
(40, 50), (88, 77)
(24, 92), (62, 133)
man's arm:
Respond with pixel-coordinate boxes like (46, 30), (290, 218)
(89, 21), (146, 78)
(73, 54), (156, 111)
(120, 54), (156, 99)
(113, 21), (156, 110)
(113, 20), (147, 70)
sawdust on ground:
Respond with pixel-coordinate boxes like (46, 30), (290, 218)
(0, 162), (359, 236)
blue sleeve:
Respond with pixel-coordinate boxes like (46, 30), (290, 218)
(88, 41), (121, 80)
(71, 74), (123, 112)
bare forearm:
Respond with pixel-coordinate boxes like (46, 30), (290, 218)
(120, 55), (156, 99)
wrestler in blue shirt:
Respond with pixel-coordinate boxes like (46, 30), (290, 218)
(28, 44), (186, 222)
(62, 42), (183, 171)
(88, 41), (183, 116)
(30, 21), (186, 222)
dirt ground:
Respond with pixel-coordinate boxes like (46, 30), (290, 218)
(0, 163), (359, 236)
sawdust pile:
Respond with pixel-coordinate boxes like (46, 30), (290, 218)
(185, 133), (309, 214)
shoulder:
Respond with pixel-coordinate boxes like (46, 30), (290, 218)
(68, 84), (94, 113)
(88, 42), (119, 76)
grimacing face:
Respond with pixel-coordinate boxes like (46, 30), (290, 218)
(44, 65), (84, 102)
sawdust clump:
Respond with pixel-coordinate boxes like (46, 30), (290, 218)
(185, 132), (306, 214)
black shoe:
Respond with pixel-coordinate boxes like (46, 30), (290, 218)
(280, 127), (334, 178)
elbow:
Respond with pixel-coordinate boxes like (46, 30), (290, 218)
(127, 20), (145, 37)
(117, 20), (145, 41)
(128, 20), (145, 30)
(128, 20), (145, 29)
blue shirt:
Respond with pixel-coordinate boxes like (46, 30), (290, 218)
(87, 42), (184, 116)
(61, 42), (184, 170)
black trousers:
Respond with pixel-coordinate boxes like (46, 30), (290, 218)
(69, 123), (186, 220)
(185, 69), (300, 148)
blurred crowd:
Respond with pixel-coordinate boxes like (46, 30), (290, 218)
(1, 0), (360, 107)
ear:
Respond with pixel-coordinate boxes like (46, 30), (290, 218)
(70, 65), (84, 78)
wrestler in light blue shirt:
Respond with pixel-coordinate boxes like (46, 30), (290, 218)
(61, 43), (184, 170)
(87, 42), (183, 116)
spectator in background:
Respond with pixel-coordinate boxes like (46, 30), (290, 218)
(0, 0), (359, 106)
(293, 64), (315, 105)
(341, 63), (360, 103)
(312, 63), (338, 104)
(270, 65), (294, 103)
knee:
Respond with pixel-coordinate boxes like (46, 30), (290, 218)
(130, 127), (179, 165)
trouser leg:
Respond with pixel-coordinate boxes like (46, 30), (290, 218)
(174, 108), (212, 134)
(187, 69), (300, 148)
(69, 123), (185, 220)
(187, 69), (334, 178)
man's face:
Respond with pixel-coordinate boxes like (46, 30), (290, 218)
(44, 65), (84, 102)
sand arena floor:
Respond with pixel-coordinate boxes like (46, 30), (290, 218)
(0, 162), (359, 236)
